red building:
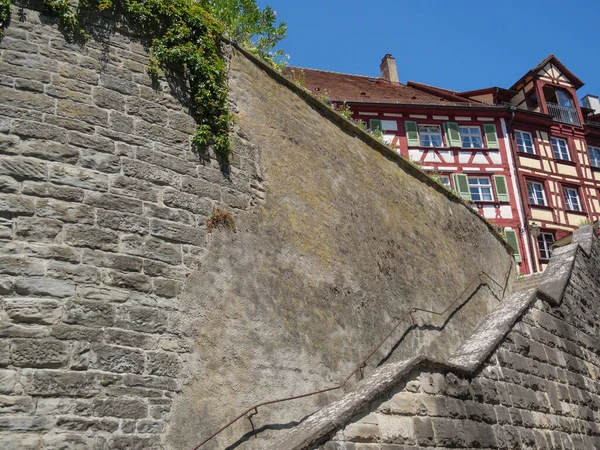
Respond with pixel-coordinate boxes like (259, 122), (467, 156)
(289, 54), (600, 274)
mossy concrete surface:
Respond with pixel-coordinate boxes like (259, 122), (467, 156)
(168, 47), (515, 450)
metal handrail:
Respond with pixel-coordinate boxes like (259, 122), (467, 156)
(546, 102), (581, 126)
(192, 269), (510, 449)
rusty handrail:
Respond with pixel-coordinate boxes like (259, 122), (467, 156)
(193, 269), (508, 449)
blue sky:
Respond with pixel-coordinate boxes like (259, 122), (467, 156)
(259, 0), (600, 99)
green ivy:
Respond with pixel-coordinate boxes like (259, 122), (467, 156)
(0, 0), (12, 39)
(41, 0), (233, 158)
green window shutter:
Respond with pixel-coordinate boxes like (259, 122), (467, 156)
(404, 121), (419, 147)
(370, 119), (382, 132)
(452, 174), (471, 201)
(493, 175), (509, 202)
(504, 229), (522, 263)
(444, 122), (461, 147)
(484, 124), (499, 149)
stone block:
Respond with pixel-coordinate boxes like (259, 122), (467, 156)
(84, 192), (144, 214)
(103, 270), (153, 293)
(116, 305), (168, 333)
(49, 164), (109, 191)
(55, 416), (119, 433)
(110, 175), (159, 202)
(0, 157), (47, 180)
(0, 135), (21, 155)
(150, 218), (205, 245)
(11, 339), (70, 368)
(0, 194), (35, 216)
(4, 298), (62, 325)
(146, 351), (182, 377)
(46, 261), (102, 284)
(80, 149), (121, 173)
(21, 140), (80, 164)
(22, 181), (84, 202)
(93, 397), (148, 419)
(0, 395), (35, 414)
(104, 328), (158, 350)
(70, 341), (91, 370)
(15, 217), (63, 242)
(64, 224), (119, 251)
(93, 87), (126, 111)
(58, 63), (99, 84)
(82, 249), (142, 272)
(21, 369), (100, 397)
(444, 372), (470, 399)
(412, 417), (434, 447)
(97, 209), (149, 234)
(100, 73), (139, 95)
(0, 85), (55, 113)
(134, 120), (188, 146)
(0, 370), (17, 394)
(122, 158), (180, 187)
(108, 435), (162, 450)
(35, 198), (94, 224)
(63, 299), (115, 327)
(344, 421), (380, 443)
(143, 203), (194, 225)
(13, 120), (68, 143)
(153, 278), (183, 298)
(15, 277), (76, 298)
(121, 234), (182, 264)
(68, 130), (114, 153)
(124, 373), (180, 392)
(163, 188), (212, 215)
(35, 397), (93, 416)
(464, 421), (498, 448)
(42, 433), (97, 450)
(143, 259), (189, 280)
(431, 418), (466, 447)
(15, 78), (44, 92)
(126, 97), (168, 125)
(0, 415), (55, 431)
(138, 148), (196, 176)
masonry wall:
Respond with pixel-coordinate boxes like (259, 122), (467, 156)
(0, 6), (516, 450)
(0, 7), (259, 450)
(321, 233), (600, 449)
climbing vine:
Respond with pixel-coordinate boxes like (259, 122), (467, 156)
(0, 0), (11, 39)
(39, 0), (236, 158)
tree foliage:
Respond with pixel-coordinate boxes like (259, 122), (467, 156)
(200, 0), (286, 64)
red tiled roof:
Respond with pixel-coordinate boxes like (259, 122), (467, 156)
(285, 67), (475, 107)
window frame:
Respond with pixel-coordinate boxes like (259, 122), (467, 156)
(551, 137), (570, 161)
(526, 180), (547, 206)
(459, 126), (484, 149)
(562, 186), (582, 212)
(418, 124), (443, 148)
(515, 130), (535, 154)
(468, 176), (494, 202)
(537, 232), (554, 261)
(588, 145), (600, 168)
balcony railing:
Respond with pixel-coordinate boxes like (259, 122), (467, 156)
(546, 102), (581, 126)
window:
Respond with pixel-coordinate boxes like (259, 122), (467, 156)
(460, 127), (483, 148)
(589, 146), (600, 168)
(468, 177), (493, 201)
(439, 175), (451, 189)
(562, 186), (582, 211)
(418, 125), (443, 147)
(551, 137), (570, 161)
(515, 131), (535, 154)
(537, 232), (554, 260)
(526, 181), (547, 206)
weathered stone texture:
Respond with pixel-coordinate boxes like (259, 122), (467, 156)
(0, 6), (256, 449)
(319, 232), (600, 450)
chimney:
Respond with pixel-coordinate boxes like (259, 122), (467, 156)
(582, 95), (600, 114)
(380, 54), (399, 83)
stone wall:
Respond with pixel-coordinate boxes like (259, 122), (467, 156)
(0, 6), (518, 450)
(0, 6), (258, 449)
(311, 228), (600, 449)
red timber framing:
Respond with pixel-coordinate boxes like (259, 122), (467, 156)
(292, 54), (600, 274)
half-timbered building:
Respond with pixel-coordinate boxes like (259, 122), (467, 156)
(288, 54), (600, 274)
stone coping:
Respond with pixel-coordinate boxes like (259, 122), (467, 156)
(268, 226), (597, 450)
(224, 39), (515, 257)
